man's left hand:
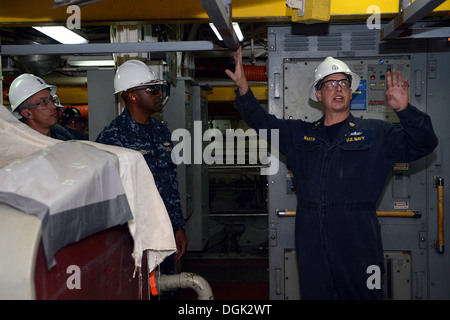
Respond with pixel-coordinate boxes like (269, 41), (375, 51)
(386, 69), (409, 112)
(174, 229), (187, 260)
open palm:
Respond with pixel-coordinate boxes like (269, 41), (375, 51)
(386, 69), (409, 111)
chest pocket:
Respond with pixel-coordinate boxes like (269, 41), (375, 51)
(338, 140), (372, 180)
(295, 139), (321, 181)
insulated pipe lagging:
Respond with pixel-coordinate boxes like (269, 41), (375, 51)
(157, 272), (214, 300)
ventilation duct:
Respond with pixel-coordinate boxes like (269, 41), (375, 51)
(13, 29), (60, 76)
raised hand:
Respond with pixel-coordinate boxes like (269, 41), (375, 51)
(385, 69), (409, 111)
(225, 45), (249, 95)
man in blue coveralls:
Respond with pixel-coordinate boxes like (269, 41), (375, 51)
(96, 60), (187, 298)
(226, 47), (438, 299)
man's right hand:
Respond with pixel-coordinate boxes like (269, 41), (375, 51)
(225, 45), (249, 95)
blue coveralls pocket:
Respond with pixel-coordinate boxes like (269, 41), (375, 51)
(295, 140), (321, 181)
(338, 141), (372, 180)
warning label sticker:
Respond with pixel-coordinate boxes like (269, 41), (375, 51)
(394, 202), (409, 210)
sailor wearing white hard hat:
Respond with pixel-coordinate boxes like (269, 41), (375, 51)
(96, 61), (186, 297)
(8, 73), (75, 140)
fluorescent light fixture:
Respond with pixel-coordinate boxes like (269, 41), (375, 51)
(33, 26), (88, 44)
(68, 60), (115, 67)
(67, 56), (115, 67)
(209, 22), (244, 42)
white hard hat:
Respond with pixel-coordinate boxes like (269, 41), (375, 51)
(114, 60), (163, 94)
(9, 73), (57, 115)
(309, 57), (360, 102)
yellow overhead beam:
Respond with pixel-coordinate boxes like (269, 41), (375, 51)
(0, 0), (449, 25)
(57, 86), (88, 105)
(60, 85), (269, 104)
(208, 86), (267, 102)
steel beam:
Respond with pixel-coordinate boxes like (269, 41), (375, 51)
(199, 0), (240, 50)
(381, 0), (446, 40)
(0, 40), (219, 56)
(403, 26), (450, 38)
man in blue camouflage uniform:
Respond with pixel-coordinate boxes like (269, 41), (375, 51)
(96, 109), (186, 237)
(226, 47), (438, 299)
(96, 61), (187, 297)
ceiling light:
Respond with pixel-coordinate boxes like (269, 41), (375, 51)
(33, 26), (88, 44)
(209, 22), (244, 42)
(67, 60), (115, 67)
(66, 56), (115, 67)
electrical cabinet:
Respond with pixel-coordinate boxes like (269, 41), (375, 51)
(162, 78), (209, 250)
(190, 84), (210, 250)
(266, 23), (449, 300)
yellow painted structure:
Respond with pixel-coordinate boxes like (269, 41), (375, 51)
(52, 84), (268, 106)
(56, 87), (89, 105)
(208, 86), (268, 102)
(0, 0), (449, 25)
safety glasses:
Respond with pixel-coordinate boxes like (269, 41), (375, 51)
(320, 79), (351, 91)
(131, 84), (163, 95)
(24, 95), (60, 110)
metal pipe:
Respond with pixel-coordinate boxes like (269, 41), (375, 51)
(276, 210), (421, 217)
(437, 177), (444, 253)
(376, 210), (421, 218)
(156, 272), (214, 300)
(0, 41), (218, 56)
(276, 210), (296, 217)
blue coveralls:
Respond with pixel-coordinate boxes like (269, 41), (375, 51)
(235, 89), (438, 299)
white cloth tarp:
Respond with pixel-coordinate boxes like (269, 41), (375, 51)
(0, 105), (176, 271)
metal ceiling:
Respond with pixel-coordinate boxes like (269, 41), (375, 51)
(1, 0), (449, 104)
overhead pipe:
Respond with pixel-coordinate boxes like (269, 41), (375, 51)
(243, 65), (267, 81)
(153, 272), (214, 300)
(1, 41), (217, 56)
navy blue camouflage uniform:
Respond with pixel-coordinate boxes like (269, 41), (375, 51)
(235, 89), (438, 299)
(95, 108), (185, 232)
